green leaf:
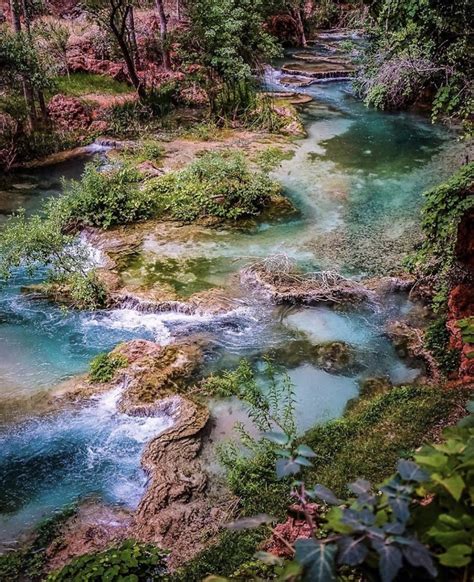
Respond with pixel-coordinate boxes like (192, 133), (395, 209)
(313, 485), (342, 505)
(275, 458), (300, 479)
(295, 455), (313, 467)
(438, 544), (472, 567)
(254, 551), (284, 566)
(296, 444), (317, 458)
(415, 452), (448, 469)
(397, 459), (428, 482)
(294, 539), (337, 582)
(434, 473), (465, 500)
(326, 507), (353, 533)
(337, 536), (368, 566)
(263, 431), (290, 446)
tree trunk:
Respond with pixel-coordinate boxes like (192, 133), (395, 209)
(109, 10), (146, 99)
(10, 0), (21, 32)
(21, 0), (30, 34)
(127, 5), (140, 68)
(155, 0), (171, 71)
(37, 90), (49, 124)
(292, 6), (307, 47)
(10, 0), (37, 129)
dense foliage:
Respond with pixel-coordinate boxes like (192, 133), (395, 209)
(47, 540), (167, 581)
(212, 386), (473, 581)
(61, 163), (155, 229)
(184, 0), (281, 116)
(356, 0), (473, 129)
(148, 151), (281, 221)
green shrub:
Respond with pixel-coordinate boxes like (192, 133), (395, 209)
(105, 100), (155, 136)
(89, 351), (128, 383)
(147, 151), (280, 221)
(0, 505), (77, 581)
(47, 540), (167, 581)
(68, 271), (108, 310)
(60, 162), (157, 229)
(255, 146), (294, 172)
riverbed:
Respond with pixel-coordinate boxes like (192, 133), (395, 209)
(0, 38), (466, 548)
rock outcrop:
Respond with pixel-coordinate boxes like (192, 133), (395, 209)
(447, 208), (474, 383)
(47, 338), (234, 570)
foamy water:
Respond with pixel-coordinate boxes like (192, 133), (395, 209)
(0, 383), (172, 548)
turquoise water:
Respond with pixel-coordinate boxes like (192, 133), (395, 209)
(0, 40), (466, 546)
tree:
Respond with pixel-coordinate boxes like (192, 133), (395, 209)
(155, 0), (171, 70)
(186, 0), (280, 114)
(83, 0), (146, 99)
(35, 20), (71, 78)
(8, 0), (37, 129)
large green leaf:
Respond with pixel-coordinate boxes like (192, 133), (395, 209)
(433, 473), (465, 500)
(415, 452), (448, 469)
(438, 544), (472, 567)
(294, 539), (337, 582)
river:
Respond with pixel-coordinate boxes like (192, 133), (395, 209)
(0, 38), (466, 549)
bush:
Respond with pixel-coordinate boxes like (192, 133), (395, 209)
(89, 351), (128, 383)
(47, 540), (167, 581)
(148, 151), (280, 221)
(68, 271), (108, 310)
(60, 162), (157, 229)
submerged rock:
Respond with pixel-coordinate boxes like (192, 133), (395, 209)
(359, 376), (392, 398)
(268, 338), (356, 373)
(386, 321), (438, 383)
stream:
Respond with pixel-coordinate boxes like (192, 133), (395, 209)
(0, 37), (466, 549)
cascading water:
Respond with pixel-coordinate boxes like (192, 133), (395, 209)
(0, 34), (467, 546)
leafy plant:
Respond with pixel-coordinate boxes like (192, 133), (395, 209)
(147, 151), (280, 222)
(213, 359), (297, 516)
(62, 162), (156, 229)
(89, 351), (128, 383)
(255, 146), (294, 173)
(68, 271), (108, 310)
(457, 317), (474, 345)
(248, 401), (474, 582)
(46, 540), (167, 581)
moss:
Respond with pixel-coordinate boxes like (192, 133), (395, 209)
(425, 317), (461, 375)
(304, 384), (470, 496)
(89, 352), (128, 383)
